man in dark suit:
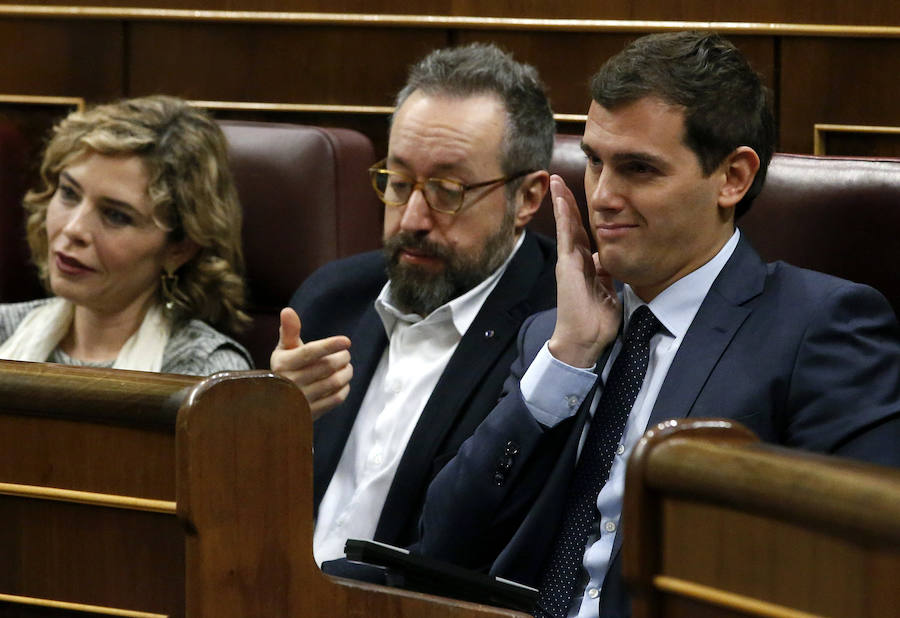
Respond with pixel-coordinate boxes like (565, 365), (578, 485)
(418, 31), (900, 618)
(270, 43), (557, 564)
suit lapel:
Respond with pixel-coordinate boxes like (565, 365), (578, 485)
(312, 307), (387, 510)
(374, 233), (552, 542)
(648, 235), (766, 426)
(610, 235), (767, 559)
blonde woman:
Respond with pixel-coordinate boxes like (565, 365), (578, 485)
(0, 95), (252, 374)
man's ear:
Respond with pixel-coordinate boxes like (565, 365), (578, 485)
(514, 170), (551, 229)
(718, 146), (760, 210)
(164, 238), (200, 273)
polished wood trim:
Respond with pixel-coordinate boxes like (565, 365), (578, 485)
(0, 593), (167, 618)
(653, 575), (825, 618)
(0, 360), (194, 427)
(190, 99), (393, 114)
(0, 6), (897, 37)
(813, 123), (900, 154)
(191, 99), (587, 124)
(0, 481), (177, 513)
(554, 113), (588, 123)
(0, 93), (85, 110)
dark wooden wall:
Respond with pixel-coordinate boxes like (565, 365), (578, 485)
(1, 3), (898, 159)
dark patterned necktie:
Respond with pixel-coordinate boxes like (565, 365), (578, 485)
(535, 305), (662, 618)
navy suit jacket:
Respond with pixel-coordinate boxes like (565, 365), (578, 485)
(419, 235), (900, 617)
(291, 231), (557, 548)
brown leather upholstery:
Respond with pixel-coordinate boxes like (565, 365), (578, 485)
(531, 136), (900, 316)
(741, 154), (900, 317)
(219, 121), (383, 368)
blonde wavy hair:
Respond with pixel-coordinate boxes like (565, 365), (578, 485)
(24, 95), (250, 333)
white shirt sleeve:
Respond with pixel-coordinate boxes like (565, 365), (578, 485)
(520, 341), (597, 428)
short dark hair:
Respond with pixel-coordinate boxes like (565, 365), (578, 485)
(590, 31), (775, 217)
(394, 42), (555, 198)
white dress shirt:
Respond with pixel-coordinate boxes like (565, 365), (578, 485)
(313, 234), (525, 565)
(521, 229), (740, 617)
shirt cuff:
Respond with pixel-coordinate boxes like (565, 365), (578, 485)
(521, 341), (597, 428)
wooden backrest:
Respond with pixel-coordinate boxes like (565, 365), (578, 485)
(623, 418), (900, 618)
(0, 361), (527, 617)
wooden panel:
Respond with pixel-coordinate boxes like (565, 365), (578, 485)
(818, 132), (900, 157)
(0, 19), (123, 100)
(0, 415), (175, 499)
(779, 37), (900, 154)
(661, 499), (869, 616)
(814, 125), (900, 157)
(128, 22), (446, 105)
(455, 31), (634, 115)
(628, 0), (899, 25)
(456, 32), (775, 143)
(0, 12), (894, 161)
(0, 498), (185, 614)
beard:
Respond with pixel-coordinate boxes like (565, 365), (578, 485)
(383, 206), (516, 316)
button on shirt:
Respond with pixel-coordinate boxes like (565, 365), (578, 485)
(313, 234), (525, 565)
(521, 229), (740, 618)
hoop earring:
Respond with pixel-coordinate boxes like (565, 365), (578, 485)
(161, 270), (178, 312)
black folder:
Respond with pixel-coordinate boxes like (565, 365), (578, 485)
(343, 538), (537, 613)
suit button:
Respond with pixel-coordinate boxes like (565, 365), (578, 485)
(505, 441), (519, 456)
(497, 456), (513, 472)
(493, 472), (505, 486)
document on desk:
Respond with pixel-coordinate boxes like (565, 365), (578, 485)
(344, 538), (537, 612)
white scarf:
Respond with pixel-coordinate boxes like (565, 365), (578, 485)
(0, 297), (172, 372)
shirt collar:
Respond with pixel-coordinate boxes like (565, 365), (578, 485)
(622, 228), (740, 340)
(375, 232), (526, 337)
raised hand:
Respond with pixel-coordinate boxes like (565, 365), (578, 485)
(547, 174), (622, 368)
(270, 307), (353, 419)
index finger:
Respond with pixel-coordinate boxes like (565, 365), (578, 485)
(551, 175), (587, 254)
(549, 174), (577, 207)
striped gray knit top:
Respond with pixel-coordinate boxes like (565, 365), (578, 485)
(0, 298), (253, 376)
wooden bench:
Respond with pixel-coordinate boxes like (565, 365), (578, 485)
(0, 360), (527, 617)
(624, 418), (900, 617)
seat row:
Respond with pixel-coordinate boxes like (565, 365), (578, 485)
(1, 120), (898, 368)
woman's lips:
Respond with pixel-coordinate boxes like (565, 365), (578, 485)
(55, 252), (95, 275)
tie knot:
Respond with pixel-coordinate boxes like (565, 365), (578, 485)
(624, 305), (662, 346)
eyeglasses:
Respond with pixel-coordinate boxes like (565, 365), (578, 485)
(368, 159), (534, 214)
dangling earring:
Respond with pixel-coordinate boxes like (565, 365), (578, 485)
(161, 269), (178, 312)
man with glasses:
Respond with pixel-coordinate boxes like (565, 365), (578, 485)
(271, 43), (557, 566)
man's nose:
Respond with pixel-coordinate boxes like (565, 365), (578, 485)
(398, 187), (435, 232)
(588, 168), (625, 212)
